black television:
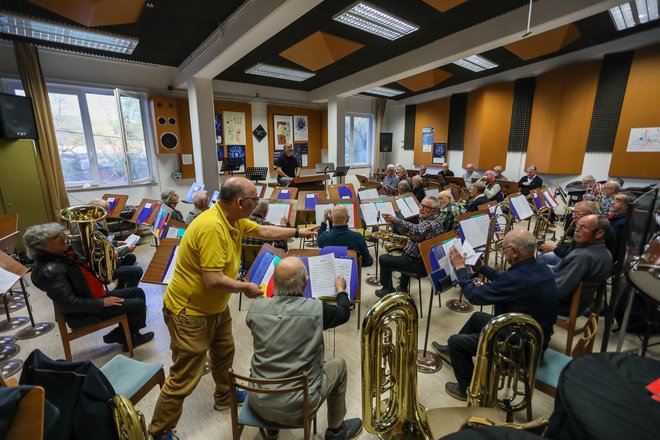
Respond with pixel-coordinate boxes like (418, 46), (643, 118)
(0, 92), (39, 140)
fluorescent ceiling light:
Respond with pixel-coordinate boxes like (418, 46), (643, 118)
(452, 55), (499, 72)
(333, 1), (419, 41)
(609, 1), (659, 31)
(245, 63), (315, 82)
(0, 12), (139, 54)
(364, 86), (406, 97)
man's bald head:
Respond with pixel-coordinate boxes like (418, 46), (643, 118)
(502, 230), (536, 264)
(332, 204), (349, 226)
(273, 257), (308, 297)
(220, 176), (256, 203)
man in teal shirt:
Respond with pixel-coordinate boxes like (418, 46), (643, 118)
(317, 205), (373, 267)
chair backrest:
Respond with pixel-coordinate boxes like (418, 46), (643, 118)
(570, 313), (598, 358)
(1, 386), (45, 440)
(241, 244), (262, 270)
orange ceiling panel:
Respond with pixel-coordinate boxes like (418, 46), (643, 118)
(279, 31), (363, 72)
(396, 69), (453, 92)
(421, 0), (468, 13)
(28, 0), (146, 27)
(504, 24), (582, 61)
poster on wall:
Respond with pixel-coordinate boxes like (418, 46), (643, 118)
(294, 143), (309, 167)
(422, 127), (434, 153)
(223, 111), (246, 145)
(227, 145), (246, 173)
(214, 114), (223, 144)
(217, 145), (224, 173)
(627, 127), (660, 152)
(432, 142), (447, 164)
(294, 115), (308, 141)
(274, 114), (293, 150)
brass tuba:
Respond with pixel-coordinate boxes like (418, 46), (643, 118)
(60, 204), (116, 284)
(533, 207), (552, 248)
(483, 205), (513, 272)
(362, 293), (432, 439)
(112, 394), (149, 439)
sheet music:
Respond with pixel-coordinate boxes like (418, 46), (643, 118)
(308, 253), (338, 298)
(403, 196), (419, 216)
(162, 245), (179, 284)
(0, 266), (20, 293)
(374, 200), (396, 220)
(441, 240), (459, 282)
(165, 227), (180, 239)
(124, 234), (141, 247)
(426, 188), (439, 197)
(360, 203), (379, 226)
(396, 197), (415, 218)
(265, 203), (291, 225)
(460, 240), (483, 266)
(510, 195), (534, 220)
(315, 203), (334, 226)
(488, 205), (508, 231)
(262, 186), (274, 199)
(459, 214), (490, 249)
(255, 185), (263, 197)
(333, 258), (353, 297)
(358, 188), (379, 201)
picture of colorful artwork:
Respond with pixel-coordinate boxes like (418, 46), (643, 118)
(432, 142), (447, 164)
(627, 127), (660, 152)
(223, 111), (246, 145)
(294, 115), (308, 141)
(214, 114), (222, 144)
(274, 114), (292, 150)
(227, 145), (246, 173)
(294, 143), (308, 167)
(422, 127), (434, 153)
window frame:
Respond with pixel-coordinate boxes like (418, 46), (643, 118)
(344, 112), (374, 167)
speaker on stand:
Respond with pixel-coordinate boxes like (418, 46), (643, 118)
(151, 95), (181, 154)
(379, 132), (392, 174)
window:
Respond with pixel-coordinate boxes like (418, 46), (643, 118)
(344, 113), (373, 166)
(3, 79), (154, 188)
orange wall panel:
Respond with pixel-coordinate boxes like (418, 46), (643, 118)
(609, 44), (660, 179)
(175, 98), (195, 179)
(267, 106), (322, 170)
(413, 97), (450, 166)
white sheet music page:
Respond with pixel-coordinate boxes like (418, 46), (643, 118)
(460, 239), (483, 266)
(165, 227), (180, 239)
(510, 195), (534, 220)
(396, 197), (415, 218)
(404, 196), (420, 216)
(360, 203), (379, 226)
(124, 234), (141, 247)
(262, 186), (274, 199)
(374, 200), (396, 222)
(334, 258), (353, 297)
(308, 253), (338, 298)
(162, 245), (179, 284)
(0, 267), (20, 293)
(315, 203), (334, 226)
(441, 240), (459, 282)
(265, 203), (291, 225)
(459, 214), (490, 249)
(426, 188), (439, 197)
(358, 188), (379, 201)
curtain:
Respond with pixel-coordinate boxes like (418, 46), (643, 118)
(374, 98), (387, 174)
(14, 42), (69, 221)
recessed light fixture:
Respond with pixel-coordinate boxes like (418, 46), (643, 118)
(452, 55), (499, 72)
(609, 0), (659, 31)
(0, 12), (139, 54)
(333, 1), (419, 41)
(245, 63), (315, 82)
(364, 86), (406, 97)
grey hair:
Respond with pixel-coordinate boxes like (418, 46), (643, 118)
(398, 180), (410, 191)
(273, 264), (308, 297)
(219, 179), (248, 203)
(595, 217), (610, 233)
(527, 165), (537, 171)
(253, 199), (270, 216)
(575, 200), (600, 215)
(508, 231), (536, 257)
(412, 175), (423, 184)
(23, 223), (65, 260)
(605, 180), (621, 192)
(423, 195), (440, 210)
(472, 181), (486, 193)
(386, 164), (395, 171)
(583, 175), (596, 184)
(192, 190), (208, 207)
(161, 189), (176, 204)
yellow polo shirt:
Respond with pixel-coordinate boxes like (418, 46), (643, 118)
(163, 203), (259, 316)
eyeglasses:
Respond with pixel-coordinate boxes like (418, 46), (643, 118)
(242, 196), (259, 203)
(419, 204), (435, 210)
(575, 223), (598, 232)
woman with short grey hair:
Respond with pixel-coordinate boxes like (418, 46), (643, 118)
(23, 222), (66, 260)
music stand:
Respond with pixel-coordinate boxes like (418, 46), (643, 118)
(315, 163), (335, 173)
(220, 157), (242, 175)
(245, 167), (268, 184)
(333, 166), (350, 184)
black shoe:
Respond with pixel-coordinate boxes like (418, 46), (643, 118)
(259, 428), (279, 440)
(325, 418), (363, 440)
(431, 341), (452, 366)
(445, 382), (467, 401)
(103, 328), (124, 344)
(123, 331), (154, 351)
(395, 285), (409, 293)
(375, 287), (394, 298)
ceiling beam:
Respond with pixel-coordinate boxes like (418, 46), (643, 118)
(173, 0), (322, 88)
(309, 0), (622, 102)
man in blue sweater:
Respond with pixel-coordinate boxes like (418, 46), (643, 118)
(317, 205), (373, 267)
(433, 230), (557, 401)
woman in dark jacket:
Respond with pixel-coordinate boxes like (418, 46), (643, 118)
(24, 222), (153, 350)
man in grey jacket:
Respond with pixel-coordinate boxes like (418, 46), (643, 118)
(246, 257), (362, 440)
(552, 214), (612, 315)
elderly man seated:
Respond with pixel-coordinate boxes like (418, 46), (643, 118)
(462, 163), (480, 187)
(161, 189), (184, 222)
(482, 170), (502, 201)
(517, 166), (542, 196)
(242, 199), (289, 251)
(466, 181), (490, 212)
(24, 223), (153, 350)
(599, 180), (621, 217)
(318, 205), (373, 267)
(376, 196), (443, 297)
(411, 175), (426, 203)
(581, 175), (604, 201)
(246, 257), (362, 440)
(493, 165), (508, 181)
(432, 230), (557, 401)
(552, 214), (612, 316)
(437, 190), (466, 232)
(185, 190), (209, 224)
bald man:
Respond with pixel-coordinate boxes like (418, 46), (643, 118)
(246, 257), (362, 440)
(434, 230), (557, 401)
(318, 205), (373, 267)
(149, 177), (318, 439)
(461, 163), (480, 187)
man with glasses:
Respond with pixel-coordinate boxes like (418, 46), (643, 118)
(432, 230), (557, 401)
(375, 196), (443, 297)
(149, 177), (317, 440)
(552, 214), (612, 316)
(437, 190), (466, 233)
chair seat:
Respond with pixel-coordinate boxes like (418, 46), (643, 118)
(238, 395), (308, 430)
(535, 349), (572, 389)
(100, 355), (163, 399)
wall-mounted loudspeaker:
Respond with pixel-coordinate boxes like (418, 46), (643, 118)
(151, 95), (181, 154)
(379, 132), (393, 152)
(0, 93), (39, 140)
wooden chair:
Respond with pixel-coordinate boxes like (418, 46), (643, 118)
(228, 368), (317, 440)
(99, 354), (165, 405)
(238, 244), (263, 311)
(555, 282), (605, 354)
(536, 313), (598, 397)
(2, 385), (46, 440)
(53, 304), (133, 361)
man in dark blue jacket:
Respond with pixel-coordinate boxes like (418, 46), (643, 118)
(317, 205), (373, 267)
(433, 230), (557, 401)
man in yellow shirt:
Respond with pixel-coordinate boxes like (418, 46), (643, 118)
(149, 177), (317, 439)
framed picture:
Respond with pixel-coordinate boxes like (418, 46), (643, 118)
(223, 111), (246, 145)
(294, 115), (308, 142)
(214, 114), (223, 144)
(273, 114), (293, 150)
(227, 145), (246, 173)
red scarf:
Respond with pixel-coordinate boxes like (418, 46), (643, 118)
(65, 250), (106, 299)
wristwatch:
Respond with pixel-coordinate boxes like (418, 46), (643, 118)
(294, 227), (299, 238)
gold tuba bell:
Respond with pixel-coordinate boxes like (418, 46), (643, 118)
(361, 293), (432, 439)
(60, 204), (117, 284)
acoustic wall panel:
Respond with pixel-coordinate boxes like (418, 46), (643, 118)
(403, 105), (416, 150)
(447, 93), (468, 151)
(413, 97), (450, 165)
(508, 77), (535, 152)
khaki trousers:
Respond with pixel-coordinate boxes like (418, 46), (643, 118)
(149, 306), (234, 434)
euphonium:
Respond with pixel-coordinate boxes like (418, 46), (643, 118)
(60, 204), (116, 284)
(533, 207), (552, 247)
(482, 206), (513, 272)
(112, 394), (149, 439)
(468, 313), (543, 421)
(362, 293), (432, 439)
